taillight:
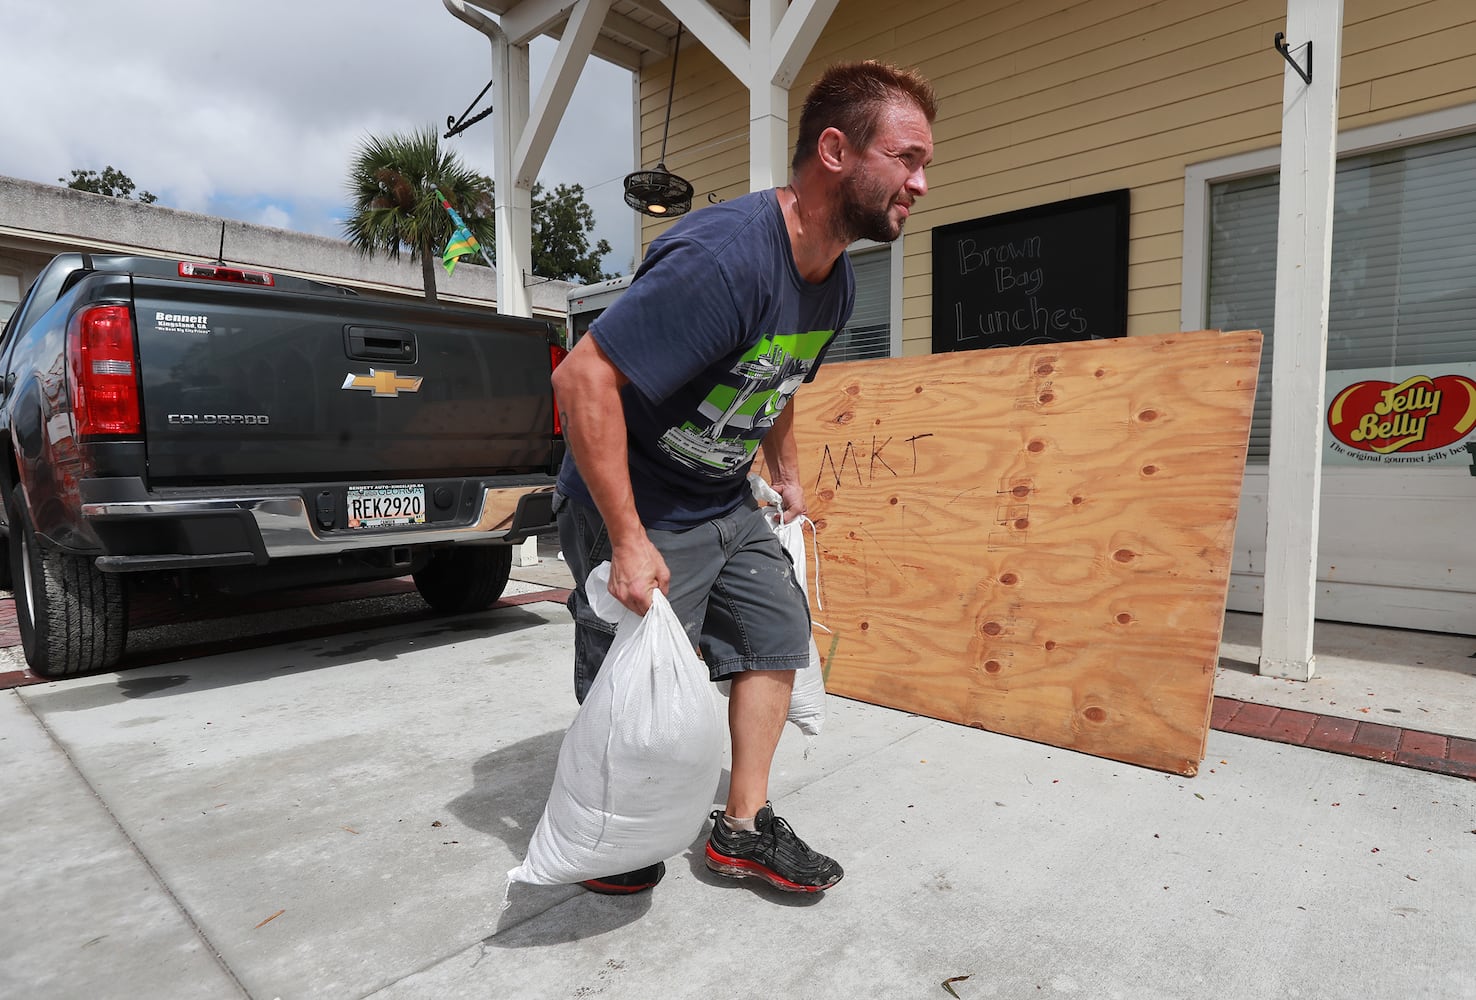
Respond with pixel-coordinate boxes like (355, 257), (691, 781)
(178, 261), (275, 285)
(67, 305), (141, 436)
(550, 342), (570, 436)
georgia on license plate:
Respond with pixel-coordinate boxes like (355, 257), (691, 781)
(346, 483), (426, 528)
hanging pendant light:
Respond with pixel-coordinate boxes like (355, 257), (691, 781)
(624, 23), (693, 218)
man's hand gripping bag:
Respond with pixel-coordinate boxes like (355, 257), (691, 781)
(508, 563), (724, 886)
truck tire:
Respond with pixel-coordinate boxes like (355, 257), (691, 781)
(413, 545), (513, 614)
(9, 486), (127, 677)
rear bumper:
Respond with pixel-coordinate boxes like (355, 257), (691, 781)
(78, 477), (558, 573)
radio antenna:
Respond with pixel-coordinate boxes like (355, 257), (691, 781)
(217, 222), (226, 264)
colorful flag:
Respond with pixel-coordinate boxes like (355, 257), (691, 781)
(434, 187), (481, 275)
(442, 223), (480, 275)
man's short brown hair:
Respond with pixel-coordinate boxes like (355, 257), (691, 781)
(792, 61), (938, 173)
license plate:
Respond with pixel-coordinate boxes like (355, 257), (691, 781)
(346, 483), (426, 528)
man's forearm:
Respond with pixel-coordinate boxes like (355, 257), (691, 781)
(760, 403), (808, 519)
(761, 403), (802, 487)
(553, 341), (644, 546)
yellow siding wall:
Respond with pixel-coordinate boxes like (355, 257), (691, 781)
(633, 0), (1476, 355)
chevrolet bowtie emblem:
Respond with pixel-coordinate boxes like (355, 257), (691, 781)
(342, 369), (423, 398)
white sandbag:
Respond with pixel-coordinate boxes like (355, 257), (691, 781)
(746, 475), (828, 741)
(508, 562), (724, 887)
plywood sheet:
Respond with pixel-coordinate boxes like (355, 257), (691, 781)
(792, 330), (1262, 775)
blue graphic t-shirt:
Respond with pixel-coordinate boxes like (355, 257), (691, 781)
(558, 189), (855, 529)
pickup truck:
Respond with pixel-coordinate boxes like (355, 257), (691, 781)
(0, 252), (565, 677)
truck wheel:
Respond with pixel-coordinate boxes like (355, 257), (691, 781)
(9, 486), (127, 677)
(413, 545), (513, 614)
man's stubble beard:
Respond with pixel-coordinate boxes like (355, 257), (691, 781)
(838, 170), (904, 245)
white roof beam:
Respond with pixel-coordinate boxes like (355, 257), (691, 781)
(600, 10), (671, 55)
(624, 0), (747, 22)
(513, 0), (612, 186)
(500, 0), (579, 46)
(771, 0), (840, 88)
(540, 23), (644, 69)
(658, 0), (751, 83)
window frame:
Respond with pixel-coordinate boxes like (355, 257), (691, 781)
(839, 236), (904, 361)
(1182, 101), (1476, 337)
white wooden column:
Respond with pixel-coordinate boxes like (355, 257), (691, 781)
(492, 33), (534, 318)
(748, 0), (788, 188)
(1259, 0), (1345, 680)
(664, 0), (839, 191)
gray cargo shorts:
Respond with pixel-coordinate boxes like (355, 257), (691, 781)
(553, 490), (811, 704)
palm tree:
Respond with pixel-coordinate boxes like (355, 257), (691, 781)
(342, 126), (493, 303)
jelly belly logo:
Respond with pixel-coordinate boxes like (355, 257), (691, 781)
(1326, 374), (1476, 454)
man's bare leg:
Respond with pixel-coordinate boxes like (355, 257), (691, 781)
(725, 669), (794, 819)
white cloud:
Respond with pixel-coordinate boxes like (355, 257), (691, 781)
(0, 0), (638, 274)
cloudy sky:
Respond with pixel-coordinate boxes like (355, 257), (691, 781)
(0, 0), (643, 276)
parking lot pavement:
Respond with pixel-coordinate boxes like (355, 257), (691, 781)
(2, 574), (1474, 1000)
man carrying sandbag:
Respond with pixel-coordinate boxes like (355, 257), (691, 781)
(550, 60), (937, 895)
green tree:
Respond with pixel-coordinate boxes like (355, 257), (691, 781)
(474, 177), (614, 284)
(342, 126), (492, 304)
(532, 182), (614, 283)
(61, 166), (158, 203)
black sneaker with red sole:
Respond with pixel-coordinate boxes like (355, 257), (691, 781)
(705, 803), (843, 892)
(580, 861), (666, 895)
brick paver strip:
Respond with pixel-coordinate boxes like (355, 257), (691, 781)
(1208, 696), (1472, 781)
(1304, 715), (1359, 752)
(1447, 738), (1476, 765)
(1210, 698), (1241, 729)
(1224, 701), (1281, 735)
(1399, 730), (1450, 758)
(1269, 709), (1319, 743)
(1352, 721), (1402, 757)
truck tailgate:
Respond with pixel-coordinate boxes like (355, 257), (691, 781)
(132, 277), (555, 484)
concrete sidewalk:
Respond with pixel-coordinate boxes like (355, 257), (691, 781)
(2, 573), (1473, 999)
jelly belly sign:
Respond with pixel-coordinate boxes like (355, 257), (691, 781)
(1324, 363), (1476, 466)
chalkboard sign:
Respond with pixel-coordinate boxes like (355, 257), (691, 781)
(931, 189), (1130, 353)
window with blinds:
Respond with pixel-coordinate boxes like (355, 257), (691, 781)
(1207, 130), (1476, 462)
(826, 246), (893, 363)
